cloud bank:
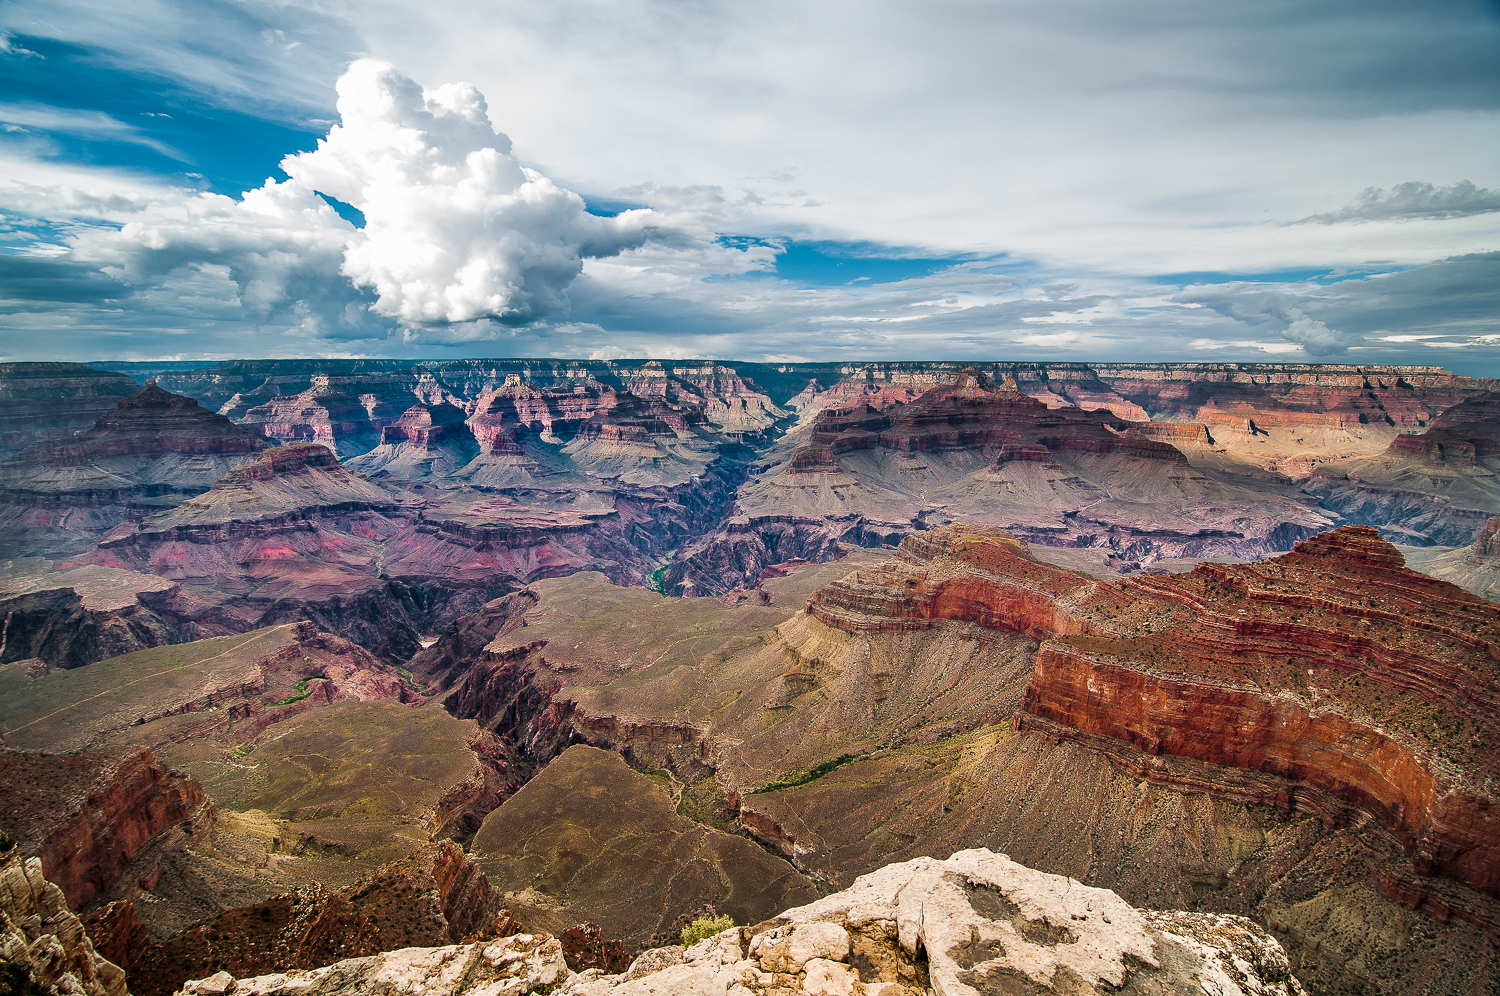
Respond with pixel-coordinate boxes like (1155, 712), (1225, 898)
(63, 59), (667, 333)
(1301, 181), (1500, 224)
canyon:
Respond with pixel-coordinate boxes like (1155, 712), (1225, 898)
(2, 359), (1499, 996)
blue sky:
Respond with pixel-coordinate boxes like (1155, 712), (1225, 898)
(1, 0), (1499, 371)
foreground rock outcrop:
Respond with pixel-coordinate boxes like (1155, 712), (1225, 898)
(175, 849), (1303, 996)
(0, 843), (127, 996)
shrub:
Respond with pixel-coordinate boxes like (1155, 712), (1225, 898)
(681, 915), (735, 947)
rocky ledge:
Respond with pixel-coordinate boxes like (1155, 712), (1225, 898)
(175, 849), (1302, 996)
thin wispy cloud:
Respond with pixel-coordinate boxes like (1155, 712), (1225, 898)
(0, 102), (183, 158)
(1300, 181), (1500, 224)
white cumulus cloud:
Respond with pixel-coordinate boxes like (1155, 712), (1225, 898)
(282, 58), (662, 323)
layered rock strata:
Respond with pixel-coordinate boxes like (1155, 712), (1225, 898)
(1306, 391), (1500, 545)
(0, 363), (139, 457)
(0, 844), (127, 996)
(0, 383), (272, 499)
(808, 524), (1500, 900)
(702, 370), (1337, 596)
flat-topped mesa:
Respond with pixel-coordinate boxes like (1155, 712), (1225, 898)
(1119, 421), (1213, 445)
(806, 525), (1108, 639)
(991, 442), (1058, 467)
(134, 443), (398, 530)
(0, 361), (140, 454)
(809, 375), (1193, 465)
(785, 444), (845, 474)
(380, 403), (469, 447)
(1022, 524), (1500, 897)
(220, 441), (341, 480)
(0, 382), (273, 495)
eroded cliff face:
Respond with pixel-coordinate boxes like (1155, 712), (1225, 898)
(0, 747), (210, 910)
(0, 362), (140, 458)
(1306, 392), (1500, 546)
(0, 383), (273, 502)
(807, 524), (1500, 903)
(89, 841), (498, 996)
(689, 370), (1343, 596)
(0, 586), (183, 669)
(0, 845), (127, 996)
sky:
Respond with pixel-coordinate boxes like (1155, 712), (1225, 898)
(1, 1), (1499, 370)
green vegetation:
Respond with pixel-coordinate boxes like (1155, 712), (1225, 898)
(273, 673), (328, 706)
(0, 830), (13, 854)
(750, 752), (868, 794)
(681, 915), (735, 947)
(647, 565), (669, 594)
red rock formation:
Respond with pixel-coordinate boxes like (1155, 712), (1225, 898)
(808, 524), (1500, 900)
(786, 444), (845, 474)
(0, 747), (209, 909)
(1037, 530), (1500, 897)
(1386, 392), (1500, 461)
(806, 526), (1107, 639)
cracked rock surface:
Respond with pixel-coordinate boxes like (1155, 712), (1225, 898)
(178, 849), (1304, 996)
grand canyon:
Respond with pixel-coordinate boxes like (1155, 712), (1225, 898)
(2, 359), (1498, 996)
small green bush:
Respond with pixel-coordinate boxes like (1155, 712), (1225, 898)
(0, 830), (14, 854)
(681, 915), (734, 947)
